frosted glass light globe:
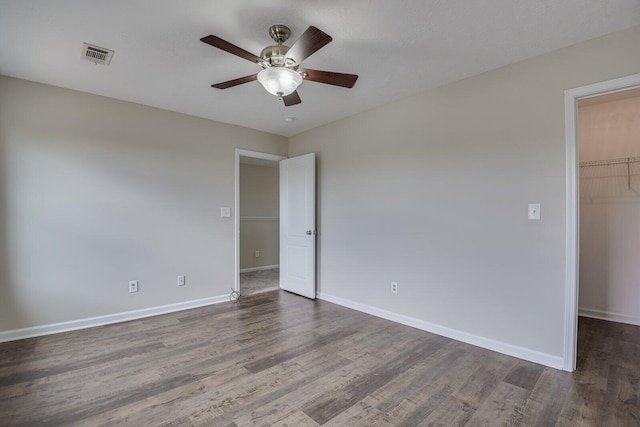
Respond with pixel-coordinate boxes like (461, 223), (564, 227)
(257, 67), (303, 97)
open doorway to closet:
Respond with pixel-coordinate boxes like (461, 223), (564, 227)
(564, 73), (640, 371)
(578, 87), (640, 324)
(575, 86), (640, 369)
(235, 149), (286, 296)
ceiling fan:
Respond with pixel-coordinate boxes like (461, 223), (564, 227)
(200, 25), (358, 107)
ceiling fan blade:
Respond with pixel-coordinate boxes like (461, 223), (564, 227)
(285, 26), (332, 65)
(200, 35), (262, 64)
(299, 69), (358, 88)
(211, 74), (258, 89)
(282, 91), (302, 107)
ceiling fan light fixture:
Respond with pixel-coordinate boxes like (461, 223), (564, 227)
(201, 25), (357, 108)
(257, 67), (302, 97)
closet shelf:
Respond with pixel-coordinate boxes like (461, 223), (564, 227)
(580, 156), (640, 168)
(580, 156), (640, 192)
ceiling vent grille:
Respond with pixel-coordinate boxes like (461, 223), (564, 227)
(81, 43), (114, 65)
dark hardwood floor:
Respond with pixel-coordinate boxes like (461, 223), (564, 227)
(0, 290), (638, 426)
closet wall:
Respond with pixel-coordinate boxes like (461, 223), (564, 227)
(239, 162), (279, 271)
(579, 90), (640, 325)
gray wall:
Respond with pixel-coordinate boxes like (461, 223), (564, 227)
(288, 26), (640, 358)
(0, 76), (287, 331)
(239, 163), (279, 269)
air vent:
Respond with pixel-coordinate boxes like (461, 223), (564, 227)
(81, 43), (114, 65)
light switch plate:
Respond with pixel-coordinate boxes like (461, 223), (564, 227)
(220, 207), (231, 217)
(129, 280), (139, 293)
(528, 203), (541, 220)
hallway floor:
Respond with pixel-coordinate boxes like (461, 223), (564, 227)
(240, 268), (279, 296)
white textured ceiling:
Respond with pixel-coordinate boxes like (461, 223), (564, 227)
(1, 1), (639, 137)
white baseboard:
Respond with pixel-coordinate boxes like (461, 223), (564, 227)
(317, 292), (564, 370)
(240, 265), (279, 273)
(579, 308), (640, 326)
(0, 295), (228, 343)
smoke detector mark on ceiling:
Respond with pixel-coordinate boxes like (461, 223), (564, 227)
(81, 43), (114, 65)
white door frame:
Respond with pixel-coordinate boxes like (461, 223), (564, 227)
(563, 72), (640, 371)
(235, 149), (287, 294)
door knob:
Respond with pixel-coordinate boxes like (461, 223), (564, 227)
(306, 230), (313, 235)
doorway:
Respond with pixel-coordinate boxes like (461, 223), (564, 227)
(564, 73), (640, 371)
(576, 87), (640, 373)
(578, 88), (640, 321)
(235, 149), (286, 296)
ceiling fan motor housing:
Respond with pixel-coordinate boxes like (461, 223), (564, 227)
(260, 44), (293, 68)
(260, 25), (297, 68)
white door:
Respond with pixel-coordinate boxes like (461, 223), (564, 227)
(280, 153), (316, 298)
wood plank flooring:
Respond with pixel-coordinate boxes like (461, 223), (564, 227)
(1, 291), (639, 426)
(240, 268), (279, 296)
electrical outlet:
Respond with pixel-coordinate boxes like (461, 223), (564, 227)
(391, 282), (398, 294)
(255, 250), (260, 258)
(177, 275), (186, 287)
(129, 280), (139, 293)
